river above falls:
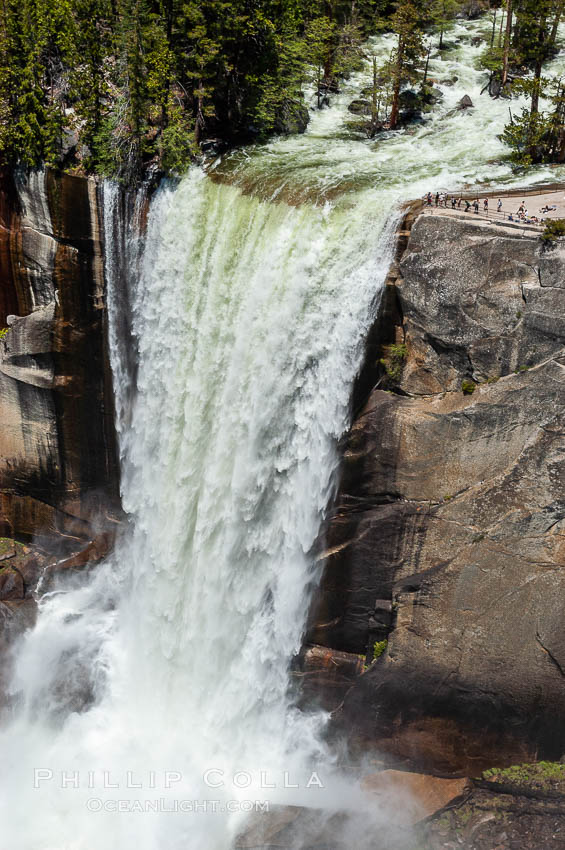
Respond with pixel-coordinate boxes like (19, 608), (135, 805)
(212, 17), (565, 208)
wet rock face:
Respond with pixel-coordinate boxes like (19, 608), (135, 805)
(312, 213), (565, 772)
(0, 167), (120, 546)
(0, 167), (121, 694)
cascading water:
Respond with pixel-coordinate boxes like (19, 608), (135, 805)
(3, 18), (565, 850)
(0, 171), (400, 850)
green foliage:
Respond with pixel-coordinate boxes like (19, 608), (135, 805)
(159, 100), (197, 176)
(373, 639), (388, 660)
(461, 378), (476, 394)
(482, 761), (565, 790)
(430, 0), (462, 48)
(541, 217), (565, 246)
(379, 342), (408, 384)
(479, 45), (504, 73)
(0, 328), (9, 340)
(304, 16), (337, 107)
(0, 0), (394, 178)
(501, 106), (556, 167)
(386, 0), (431, 128)
(493, 0), (565, 168)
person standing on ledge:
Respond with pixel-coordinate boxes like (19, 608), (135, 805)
(473, 199), (479, 214)
(484, 198), (488, 214)
(497, 198), (502, 213)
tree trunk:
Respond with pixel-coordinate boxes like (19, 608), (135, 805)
(491, 9), (497, 47)
(439, 27), (444, 49)
(558, 126), (565, 162)
(549, 0), (564, 48)
(422, 42), (431, 88)
(502, 0), (513, 88)
(389, 37), (404, 130)
(371, 56), (378, 122)
(531, 57), (543, 116)
(531, 16), (547, 117)
(194, 83), (205, 144)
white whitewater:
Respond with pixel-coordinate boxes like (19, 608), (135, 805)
(0, 171), (398, 850)
(3, 18), (565, 850)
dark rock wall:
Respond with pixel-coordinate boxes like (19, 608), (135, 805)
(0, 167), (123, 699)
(310, 213), (565, 773)
(0, 167), (120, 547)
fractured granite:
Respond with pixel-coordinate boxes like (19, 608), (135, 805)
(311, 212), (565, 772)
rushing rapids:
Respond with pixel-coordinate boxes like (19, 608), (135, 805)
(2, 18), (565, 850)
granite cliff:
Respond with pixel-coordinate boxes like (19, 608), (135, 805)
(0, 168), (121, 687)
(309, 211), (565, 773)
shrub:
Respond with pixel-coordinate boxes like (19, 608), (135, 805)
(0, 328), (9, 340)
(373, 639), (388, 661)
(379, 343), (408, 385)
(541, 219), (565, 248)
(461, 378), (476, 395)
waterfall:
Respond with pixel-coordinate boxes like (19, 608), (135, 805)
(0, 170), (398, 850)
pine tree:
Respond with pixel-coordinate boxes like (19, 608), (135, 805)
(388, 0), (428, 129)
(304, 16), (336, 107)
(430, 0), (461, 49)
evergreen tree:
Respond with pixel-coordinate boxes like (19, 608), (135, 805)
(430, 0), (461, 49)
(304, 16), (336, 107)
(387, 0), (428, 129)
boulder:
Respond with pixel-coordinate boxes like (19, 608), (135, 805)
(399, 89), (423, 122)
(0, 567), (24, 600)
(348, 99), (372, 116)
(297, 644), (364, 710)
(461, 0), (484, 19)
(458, 94), (474, 109)
(273, 98), (310, 135)
(362, 772), (470, 823)
(61, 128), (79, 157)
(427, 86), (444, 103)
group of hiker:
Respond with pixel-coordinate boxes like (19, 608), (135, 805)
(426, 191), (500, 214)
(507, 202), (539, 224)
(506, 201), (554, 225)
(425, 191), (551, 226)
